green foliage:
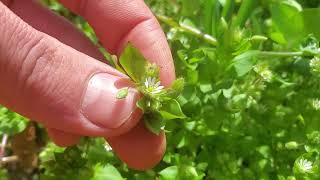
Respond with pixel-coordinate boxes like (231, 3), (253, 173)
(0, 106), (27, 135)
(39, 138), (125, 180)
(0, 0), (320, 179)
(119, 44), (148, 82)
(116, 43), (185, 135)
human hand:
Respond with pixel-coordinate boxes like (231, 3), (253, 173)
(0, 0), (175, 170)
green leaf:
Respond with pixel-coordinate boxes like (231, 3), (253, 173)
(119, 43), (147, 82)
(144, 114), (165, 135)
(270, 1), (305, 45)
(136, 97), (147, 112)
(116, 87), (129, 99)
(299, 35), (319, 56)
(301, 8), (320, 40)
(92, 164), (124, 180)
(0, 106), (28, 135)
(233, 0), (257, 27)
(160, 99), (186, 120)
(293, 153), (320, 178)
(159, 166), (178, 180)
(285, 141), (299, 150)
(110, 55), (126, 74)
(167, 78), (185, 98)
(232, 50), (260, 76)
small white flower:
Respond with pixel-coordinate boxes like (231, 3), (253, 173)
(298, 159), (313, 172)
(104, 143), (112, 151)
(254, 64), (273, 82)
(312, 99), (320, 110)
(310, 57), (320, 74)
(260, 70), (272, 81)
(144, 77), (164, 94)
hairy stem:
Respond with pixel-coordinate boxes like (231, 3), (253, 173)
(1, 156), (19, 164)
(0, 134), (8, 158)
(156, 15), (218, 46)
(259, 51), (304, 57)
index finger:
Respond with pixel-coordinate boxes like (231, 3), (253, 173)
(59, 0), (176, 86)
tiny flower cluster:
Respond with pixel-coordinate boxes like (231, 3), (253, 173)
(310, 57), (320, 75)
(144, 77), (164, 95)
(312, 99), (320, 110)
(297, 159), (313, 172)
(254, 64), (273, 82)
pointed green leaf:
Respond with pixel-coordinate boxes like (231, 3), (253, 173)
(167, 78), (185, 98)
(92, 164), (124, 180)
(136, 97), (147, 111)
(119, 43), (147, 82)
(144, 114), (165, 135)
(232, 50), (260, 76)
(159, 166), (178, 180)
(160, 99), (186, 120)
(111, 55), (126, 74)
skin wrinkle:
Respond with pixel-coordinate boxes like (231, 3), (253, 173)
(0, 5), (116, 136)
(82, 0), (152, 53)
(0, 0), (169, 169)
(0, 5), (34, 106)
(1, 9), (20, 65)
(59, 0), (175, 85)
(115, 16), (152, 55)
(18, 36), (47, 97)
(118, 18), (174, 86)
(0, 1), (155, 132)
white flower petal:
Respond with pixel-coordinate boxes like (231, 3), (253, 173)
(299, 159), (313, 172)
(154, 86), (164, 92)
(152, 89), (162, 94)
(153, 78), (157, 85)
(104, 144), (112, 151)
(155, 81), (161, 87)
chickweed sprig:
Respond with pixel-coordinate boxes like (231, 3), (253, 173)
(113, 43), (185, 135)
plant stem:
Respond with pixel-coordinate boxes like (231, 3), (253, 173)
(259, 51), (304, 57)
(0, 134), (8, 158)
(234, 0), (256, 27)
(156, 15), (218, 46)
(1, 155), (18, 164)
(156, 15), (318, 58)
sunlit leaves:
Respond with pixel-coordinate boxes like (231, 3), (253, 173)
(0, 106), (28, 135)
(28, 1), (320, 179)
(232, 50), (260, 76)
(92, 164), (124, 180)
(117, 43), (185, 135)
(119, 43), (147, 82)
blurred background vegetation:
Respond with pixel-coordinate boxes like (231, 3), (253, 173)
(1, 0), (320, 179)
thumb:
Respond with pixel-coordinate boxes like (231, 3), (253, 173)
(0, 3), (141, 136)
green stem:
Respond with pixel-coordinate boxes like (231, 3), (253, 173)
(222, 0), (235, 21)
(156, 15), (218, 46)
(234, 0), (256, 27)
(259, 51), (304, 57)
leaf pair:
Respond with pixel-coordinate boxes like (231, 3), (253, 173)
(114, 43), (186, 135)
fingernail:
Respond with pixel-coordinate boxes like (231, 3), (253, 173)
(82, 73), (139, 129)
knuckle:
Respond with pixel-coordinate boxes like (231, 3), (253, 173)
(17, 35), (61, 96)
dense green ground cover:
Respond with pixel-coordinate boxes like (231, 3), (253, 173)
(1, 0), (320, 179)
